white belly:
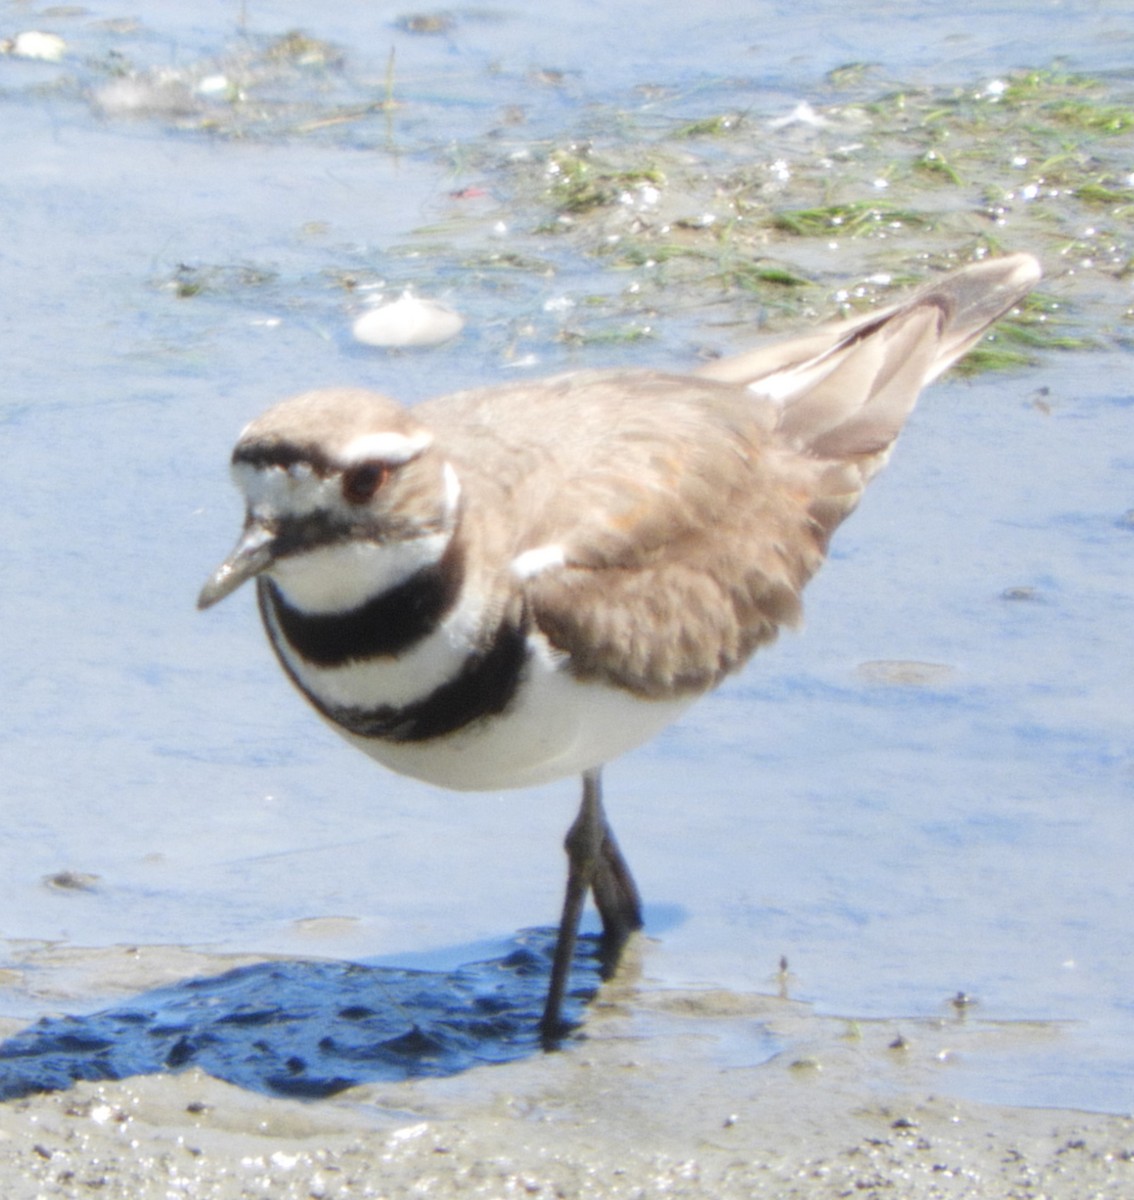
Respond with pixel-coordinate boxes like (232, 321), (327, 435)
(335, 639), (693, 792)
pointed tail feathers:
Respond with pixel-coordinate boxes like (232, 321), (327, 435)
(696, 253), (1040, 545)
(696, 253), (1041, 464)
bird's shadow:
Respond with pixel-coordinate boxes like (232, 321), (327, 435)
(0, 928), (605, 1102)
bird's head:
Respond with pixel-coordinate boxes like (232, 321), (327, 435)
(198, 388), (460, 613)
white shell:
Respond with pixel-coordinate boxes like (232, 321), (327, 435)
(352, 293), (464, 348)
(94, 72), (197, 118)
(6, 31), (66, 61)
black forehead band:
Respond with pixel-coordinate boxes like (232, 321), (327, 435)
(233, 440), (339, 475)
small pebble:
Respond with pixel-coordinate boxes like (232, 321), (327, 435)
(856, 660), (954, 686)
(43, 870), (100, 892)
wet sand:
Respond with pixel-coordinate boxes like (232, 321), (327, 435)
(1, 945), (1131, 1199)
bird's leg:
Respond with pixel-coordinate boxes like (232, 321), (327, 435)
(540, 767), (643, 1045)
(589, 779), (643, 971)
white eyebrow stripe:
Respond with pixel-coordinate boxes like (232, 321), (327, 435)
(511, 544), (567, 580)
(340, 429), (433, 465)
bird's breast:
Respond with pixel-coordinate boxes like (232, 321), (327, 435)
(257, 574), (692, 792)
(337, 633), (694, 792)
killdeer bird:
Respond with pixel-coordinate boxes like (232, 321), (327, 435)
(199, 253), (1041, 1041)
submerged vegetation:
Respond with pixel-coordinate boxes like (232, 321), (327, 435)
(501, 65), (1131, 355)
(21, 13), (1128, 363)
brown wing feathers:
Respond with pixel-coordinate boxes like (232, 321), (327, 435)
(508, 258), (1041, 700)
(434, 255), (1040, 701)
(507, 376), (827, 697)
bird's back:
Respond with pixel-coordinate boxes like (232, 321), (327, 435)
(414, 254), (1040, 697)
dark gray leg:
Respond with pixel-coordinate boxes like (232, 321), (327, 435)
(540, 768), (643, 1044)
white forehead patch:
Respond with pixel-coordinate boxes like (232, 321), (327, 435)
(231, 459), (340, 518)
(340, 428), (433, 466)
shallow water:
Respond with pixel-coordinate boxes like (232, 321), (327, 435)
(1, 0), (1131, 1113)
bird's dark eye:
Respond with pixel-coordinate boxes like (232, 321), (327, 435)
(342, 461), (389, 504)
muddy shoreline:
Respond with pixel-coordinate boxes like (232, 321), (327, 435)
(1, 945), (1131, 1199)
